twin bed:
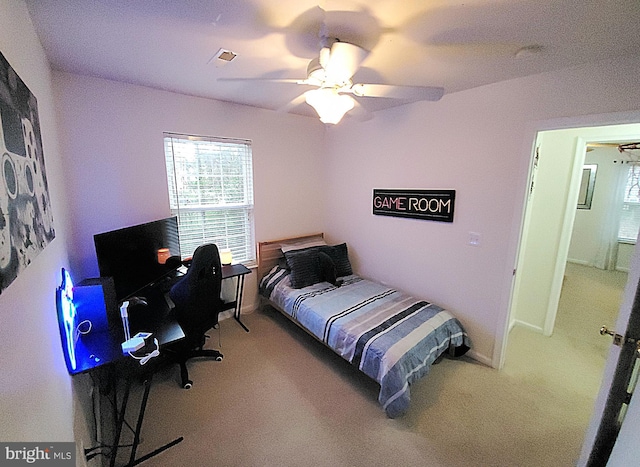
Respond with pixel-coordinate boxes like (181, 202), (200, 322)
(257, 233), (470, 418)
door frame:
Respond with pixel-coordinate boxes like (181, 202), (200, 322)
(495, 111), (640, 464)
(496, 113), (640, 370)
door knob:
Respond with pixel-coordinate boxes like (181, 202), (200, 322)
(600, 325), (614, 336)
(600, 325), (625, 346)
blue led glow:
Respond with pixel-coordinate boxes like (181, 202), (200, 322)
(59, 268), (77, 371)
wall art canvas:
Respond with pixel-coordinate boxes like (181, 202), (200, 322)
(0, 51), (55, 294)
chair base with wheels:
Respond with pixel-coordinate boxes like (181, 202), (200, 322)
(179, 352), (223, 389)
(168, 335), (224, 389)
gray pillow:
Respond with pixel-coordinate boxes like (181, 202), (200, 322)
(284, 243), (352, 288)
(285, 249), (322, 288)
(318, 243), (352, 277)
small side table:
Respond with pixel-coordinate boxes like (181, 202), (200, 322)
(221, 264), (251, 332)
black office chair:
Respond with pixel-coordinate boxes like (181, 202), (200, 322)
(165, 243), (224, 389)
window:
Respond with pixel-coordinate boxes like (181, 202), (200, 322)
(164, 133), (255, 263)
(619, 164), (640, 243)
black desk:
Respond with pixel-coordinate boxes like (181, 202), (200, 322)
(221, 264), (251, 332)
(73, 281), (185, 467)
(67, 264), (250, 465)
(71, 307), (184, 375)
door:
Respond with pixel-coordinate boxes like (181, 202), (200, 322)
(583, 237), (640, 465)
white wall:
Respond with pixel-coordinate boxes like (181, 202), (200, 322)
(569, 147), (623, 267)
(569, 143), (640, 270)
(52, 71), (327, 311)
(322, 54), (640, 366)
(0, 0), (74, 443)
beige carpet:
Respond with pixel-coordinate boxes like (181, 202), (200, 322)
(116, 263), (626, 467)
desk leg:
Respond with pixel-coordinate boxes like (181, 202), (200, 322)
(129, 436), (183, 466)
(126, 374), (183, 467)
(233, 274), (249, 332)
(128, 377), (151, 465)
(107, 370), (183, 467)
(110, 377), (131, 467)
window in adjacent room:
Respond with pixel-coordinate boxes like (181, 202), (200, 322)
(164, 133), (255, 263)
(618, 164), (640, 243)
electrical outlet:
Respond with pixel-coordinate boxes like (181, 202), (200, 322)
(469, 232), (481, 246)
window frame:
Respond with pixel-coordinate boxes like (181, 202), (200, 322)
(618, 164), (640, 244)
(163, 132), (255, 264)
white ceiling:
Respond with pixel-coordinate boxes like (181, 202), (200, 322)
(25, 0), (640, 120)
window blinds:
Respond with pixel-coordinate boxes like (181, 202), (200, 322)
(620, 164), (640, 243)
(164, 133), (255, 262)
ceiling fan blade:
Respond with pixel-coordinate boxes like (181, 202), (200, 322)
(346, 99), (373, 122)
(351, 83), (444, 101)
(324, 42), (368, 84)
(586, 142), (624, 148)
(277, 93), (308, 113)
(217, 78), (304, 84)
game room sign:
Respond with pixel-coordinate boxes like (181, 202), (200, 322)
(372, 189), (456, 222)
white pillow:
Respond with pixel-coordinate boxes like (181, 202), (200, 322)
(280, 238), (327, 253)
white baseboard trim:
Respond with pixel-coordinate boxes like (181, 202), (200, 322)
(218, 309), (234, 321)
(466, 349), (493, 367)
(218, 302), (257, 323)
(511, 319), (544, 334)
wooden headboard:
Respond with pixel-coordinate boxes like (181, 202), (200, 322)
(257, 233), (324, 280)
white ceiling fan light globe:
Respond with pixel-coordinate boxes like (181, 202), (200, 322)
(304, 88), (355, 124)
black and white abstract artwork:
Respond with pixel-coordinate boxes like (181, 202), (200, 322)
(0, 51), (55, 294)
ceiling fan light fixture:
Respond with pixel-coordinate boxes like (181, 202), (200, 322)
(304, 88), (355, 124)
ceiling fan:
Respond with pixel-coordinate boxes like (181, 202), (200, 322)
(294, 39), (444, 123)
(220, 38), (444, 124)
(586, 142), (640, 153)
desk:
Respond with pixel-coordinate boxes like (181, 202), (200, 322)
(70, 306), (184, 375)
(59, 264), (249, 464)
(221, 263), (251, 332)
(66, 280), (185, 467)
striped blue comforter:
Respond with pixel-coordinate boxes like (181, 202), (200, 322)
(260, 267), (470, 418)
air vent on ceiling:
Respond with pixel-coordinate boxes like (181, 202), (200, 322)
(213, 48), (236, 63)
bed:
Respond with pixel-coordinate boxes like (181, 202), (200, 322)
(257, 233), (470, 418)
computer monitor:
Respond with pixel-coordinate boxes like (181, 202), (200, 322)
(94, 216), (181, 300)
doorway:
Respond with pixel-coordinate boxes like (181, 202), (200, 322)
(505, 122), (640, 461)
(509, 123), (640, 337)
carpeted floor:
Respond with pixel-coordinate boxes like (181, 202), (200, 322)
(117, 263), (627, 467)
